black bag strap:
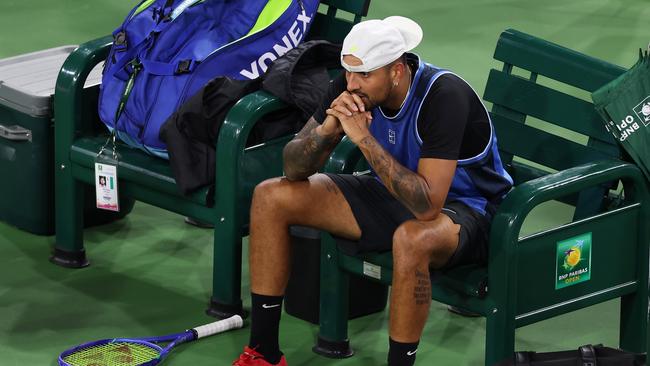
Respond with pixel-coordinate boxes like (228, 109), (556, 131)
(506, 345), (646, 366)
(593, 345), (646, 366)
(579, 345), (597, 366)
(160, 0), (175, 21)
(512, 349), (580, 365)
(516, 352), (533, 366)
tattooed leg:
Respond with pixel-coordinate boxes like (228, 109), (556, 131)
(389, 216), (460, 342)
(413, 269), (432, 305)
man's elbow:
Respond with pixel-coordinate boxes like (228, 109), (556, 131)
(282, 146), (299, 180)
(412, 205), (443, 221)
(282, 161), (311, 181)
(283, 168), (309, 181)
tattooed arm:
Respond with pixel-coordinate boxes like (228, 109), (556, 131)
(326, 109), (456, 220)
(282, 116), (344, 181)
(283, 90), (370, 181)
(359, 135), (456, 220)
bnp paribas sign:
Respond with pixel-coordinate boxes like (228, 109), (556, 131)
(555, 232), (592, 290)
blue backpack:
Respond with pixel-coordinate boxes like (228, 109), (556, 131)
(99, 0), (320, 158)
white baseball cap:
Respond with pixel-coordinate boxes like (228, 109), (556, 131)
(341, 16), (423, 73)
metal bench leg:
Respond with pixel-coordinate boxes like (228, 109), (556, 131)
(485, 308), (515, 366)
(619, 291), (648, 353)
(207, 217), (244, 318)
(621, 212), (649, 354)
(51, 173), (88, 268)
(314, 233), (353, 358)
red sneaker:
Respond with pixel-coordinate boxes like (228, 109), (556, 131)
(232, 346), (288, 366)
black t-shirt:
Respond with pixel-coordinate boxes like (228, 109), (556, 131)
(313, 57), (491, 160)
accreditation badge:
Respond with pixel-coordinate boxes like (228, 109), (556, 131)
(95, 162), (120, 212)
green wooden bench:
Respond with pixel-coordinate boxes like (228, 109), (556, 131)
(51, 0), (370, 318)
(314, 29), (650, 365)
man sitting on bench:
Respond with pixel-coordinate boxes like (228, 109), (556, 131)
(232, 16), (513, 366)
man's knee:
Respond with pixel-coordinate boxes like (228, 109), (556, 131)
(252, 176), (310, 217)
(392, 220), (430, 268)
(253, 177), (281, 200)
(251, 177), (289, 212)
(392, 217), (459, 269)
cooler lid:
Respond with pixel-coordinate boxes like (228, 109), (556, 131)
(0, 45), (103, 117)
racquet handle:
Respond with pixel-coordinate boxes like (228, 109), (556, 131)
(192, 315), (244, 339)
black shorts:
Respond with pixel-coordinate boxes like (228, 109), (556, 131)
(324, 173), (491, 270)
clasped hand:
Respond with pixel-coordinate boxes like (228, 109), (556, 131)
(326, 91), (373, 145)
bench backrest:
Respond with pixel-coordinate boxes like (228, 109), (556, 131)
(307, 0), (370, 43)
(481, 30), (650, 325)
(485, 29), (626, 184)
(484, 29), (627, 217)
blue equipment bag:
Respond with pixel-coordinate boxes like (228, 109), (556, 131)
(99, 0), (319, 158)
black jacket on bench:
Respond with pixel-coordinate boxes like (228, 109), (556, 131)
(159, 41), (342, 199)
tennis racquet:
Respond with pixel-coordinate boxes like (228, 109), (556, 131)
(58, 315), (244, 366)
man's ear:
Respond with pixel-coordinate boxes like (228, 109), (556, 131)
(391, 62), (404, 84)
(395, 62), (406, 78)
(389, 64), (398, 80)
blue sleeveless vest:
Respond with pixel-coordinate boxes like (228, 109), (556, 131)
(368, 56), (513, 216)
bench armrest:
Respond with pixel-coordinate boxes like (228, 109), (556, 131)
(324, 137), (363, 174)
(55, 36), (112, 134)
(54, 36), (112, 165)
(487, 159), (648, 310)
(216, 90), (288, 154)
(491, 159), (647, 246)
(215, 90), (288, 173)
(212, 90), (290, 213)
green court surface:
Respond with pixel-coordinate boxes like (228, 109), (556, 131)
(1, 1), (649, 365)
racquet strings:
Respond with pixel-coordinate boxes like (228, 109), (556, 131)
(62, 341), (161, 366)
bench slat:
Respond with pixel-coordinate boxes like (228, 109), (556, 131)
(308, 13), (355, 43)
(69, 136), (211, 206)
(321, 0), (370, 16)
(493, 29), (626, 92)
(492, 114), (611, 172)
(485, 70), (615, 145)
(340, 251), (488, 300)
